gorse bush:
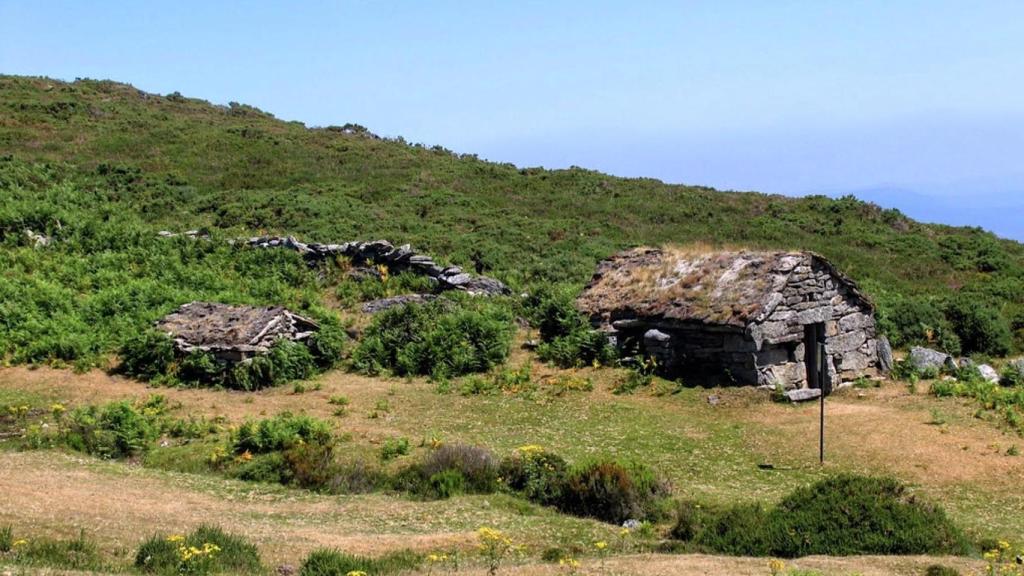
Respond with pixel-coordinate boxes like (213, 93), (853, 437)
(526, 286), (617, 368)
(299, 548), (420, 576)
(233, 413), (333, 454)
(557, 459), (669, 524)
(119, 329), (175, 380)
(351, 300), (514, 378)
(672, 474), (970, 557)
(62, 400), (160, 458)
(874, 293), (961, 354)
(499, 445), (568, 506)
(135, 525), (262, 575)
(943, 294), (1012, 356)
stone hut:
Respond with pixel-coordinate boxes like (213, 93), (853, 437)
(156, 301), (319, 363)
(577, 247), (880, 389)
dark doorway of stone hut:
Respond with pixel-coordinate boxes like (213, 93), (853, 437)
(803, 322), (830, 392)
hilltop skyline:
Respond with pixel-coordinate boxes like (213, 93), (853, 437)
(3, 1), (1022, 239)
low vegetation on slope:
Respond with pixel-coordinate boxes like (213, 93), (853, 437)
(1, 75), (1023, 370)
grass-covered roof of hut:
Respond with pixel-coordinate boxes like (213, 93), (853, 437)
(577, 246), (872, 327)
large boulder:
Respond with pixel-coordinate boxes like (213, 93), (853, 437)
(977, 364), (1000, 383)
(908, 346), (955, 372)
(876, 336), (893, 374)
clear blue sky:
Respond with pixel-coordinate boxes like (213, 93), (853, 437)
(3, 1), (1023, 240)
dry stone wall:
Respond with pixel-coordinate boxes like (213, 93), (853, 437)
(244, 236), (510, 296)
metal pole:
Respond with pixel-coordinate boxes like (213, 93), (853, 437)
(819, 341), (826, 465)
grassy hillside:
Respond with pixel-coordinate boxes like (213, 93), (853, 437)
(1, 74), (1023, 364)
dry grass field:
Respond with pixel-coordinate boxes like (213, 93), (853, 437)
(1, 353), (1020, 575)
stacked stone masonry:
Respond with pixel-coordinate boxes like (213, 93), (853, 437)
(578, 249), (881, 389)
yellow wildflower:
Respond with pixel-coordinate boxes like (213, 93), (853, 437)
(50, 403), (66, 415)
(515, 444), (545, 456)
(346, 571), (368, 576)
(998, 540), (1011, 550)
(594, 541), (608, 551)
(768, 558), (786, 575)
(166, 534), (185, 543)
(13, 539), (28, 547)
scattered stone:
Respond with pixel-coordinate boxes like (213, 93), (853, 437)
(24, 229), (51, 247)
(785, 388), (822, 402)
(276, 565), (296, 576)
(361, 294), (437, 314)
(706, 394), (720, 406)
(978, 364), (1000, 383)
(908, 346), (955, 372)
(622, 519), (641, 530)
(522, 339), (540, 350)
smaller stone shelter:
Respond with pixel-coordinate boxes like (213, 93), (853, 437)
(156, 301), (318, 363)
(577, 247), (881, 389)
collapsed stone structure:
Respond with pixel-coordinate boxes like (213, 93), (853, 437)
(245, 236), (510, 296)
(577, 247), (881, 389)
(156, 301), (318, 363)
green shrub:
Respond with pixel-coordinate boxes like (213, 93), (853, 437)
(613, 357), (657, 394)
(63, 400), (159, 458)
(557, 459), (669, 524)
(420, 443), (499, 493)
(380, 437), (411, 461)
(233, 413), (333, 455)
(307, 323), (346, 369)
(944, 295), (1012, 356)
(230, 452), (287, 484)
(0, 524), (12, 553)
(875, 293), (959, 353)
(769, 475), (968, 556)
(351, 300), (514, 378)
(1002, 364), (1024, 387)
(11, 530), (104, 571)
(429, 469), (466, 499)
(299, 548), (420, 576)
(674, 474), (971, 558)
(499, 446), (568, 506)
(120, 329), (175, 380)
(527, 286), (616, 368)
(177, 351), (223, 385)
(135, 537), (179, 574)
(135, 525), (261, 575)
